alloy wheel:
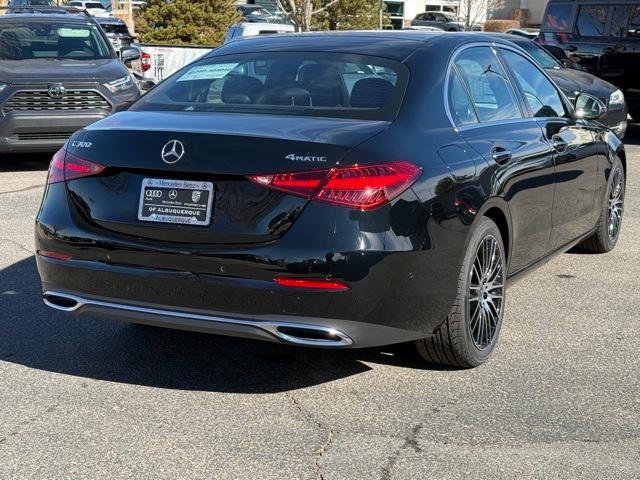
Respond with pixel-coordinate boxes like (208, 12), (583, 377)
(608, 167), (624, 242)
(468, 235), (504, 350)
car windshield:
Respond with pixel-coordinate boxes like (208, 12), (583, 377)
(85, 2), (104, 8)
(0, 22), (111, 60)
(515, 40), (561, 69)
(131, 52), (408, 121)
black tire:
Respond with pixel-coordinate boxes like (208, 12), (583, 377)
(575, 156), (625, 253)
(414, 217), (507, 368)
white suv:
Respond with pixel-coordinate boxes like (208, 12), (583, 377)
(67, 1), (109, 17)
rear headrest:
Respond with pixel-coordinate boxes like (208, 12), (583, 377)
(0, 31), (22, 60)
(221, 75), (264, 104)
(350, 78), (394, 109)
(298, 63), (332, 85)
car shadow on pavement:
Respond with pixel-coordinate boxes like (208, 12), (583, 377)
(0, 154), (51, 172)
(0, 257), (445, 394)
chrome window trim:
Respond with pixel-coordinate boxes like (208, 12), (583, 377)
(443, 41), (574, 132)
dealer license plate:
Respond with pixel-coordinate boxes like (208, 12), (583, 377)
(138, 178), (214, 226)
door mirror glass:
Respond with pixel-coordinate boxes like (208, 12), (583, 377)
(574, 93), (607, 120)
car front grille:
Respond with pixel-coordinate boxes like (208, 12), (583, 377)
(2, 89), (112, 115)
(14, 132), (73, 141)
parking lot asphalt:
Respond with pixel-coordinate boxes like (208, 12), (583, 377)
(1, 127), (639, 479)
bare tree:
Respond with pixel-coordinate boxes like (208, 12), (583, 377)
(275, 0), (341, 31)
(458, 0), (505, 29)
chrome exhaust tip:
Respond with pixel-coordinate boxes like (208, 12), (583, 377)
(43, 291), (82, 312)
(265, 324), (353, 347)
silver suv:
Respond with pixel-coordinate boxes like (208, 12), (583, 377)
(0, 8), (140, 153)
(411, 12), (465, 31)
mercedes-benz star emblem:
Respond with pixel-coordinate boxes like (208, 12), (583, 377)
(161, 140), (185, 164)
(48, 83), (66, 99)
(168, 189), (178, 200)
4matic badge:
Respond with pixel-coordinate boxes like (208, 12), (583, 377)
(285, 153), (327, 163)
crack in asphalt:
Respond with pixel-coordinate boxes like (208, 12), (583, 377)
(313, 429), (335, 480)
(0, 184), (45, 196)
(285, 391), (337, 480)
(380, 399), (460, 480)
(0, 237), (34, 255)
(207, 342), (335, 479)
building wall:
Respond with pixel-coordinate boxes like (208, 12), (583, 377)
(385, 0), (548, 29)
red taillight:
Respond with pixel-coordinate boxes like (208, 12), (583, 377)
(47, 149), (106, 184)
(141, 51), (151, 72)
(274, 277), (349, 291)
(249, 169), (329, 197)
(248, 161), (421, 210)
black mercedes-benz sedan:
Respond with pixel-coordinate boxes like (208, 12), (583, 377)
(36, 31), (626, 368)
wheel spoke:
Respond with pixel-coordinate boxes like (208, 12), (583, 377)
(468, 234), (505, 350)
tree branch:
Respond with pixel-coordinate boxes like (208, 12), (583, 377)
(312, 0), (339, 15)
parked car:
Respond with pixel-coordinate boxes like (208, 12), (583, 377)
(403, 25), (442, 32)
(94, 16), (134, 55)
(504, 28), (538, 39)
(0, 8), (140, 153)
(496, 33), (628, 138)
(411, 11), (464, 31)
(66, 0), (109, 17)
(36, 31), (626, 368)
(224, 22), (295, 43)
(536, 0), (640, 120)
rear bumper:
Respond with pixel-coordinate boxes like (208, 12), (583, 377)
(43, 290), (358, 347)
(35, 182), (467, 348)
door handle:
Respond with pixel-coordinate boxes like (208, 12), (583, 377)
(566, 45), (578, 52)
(551, 136), (568, 152)
(491, 147), (512, 164)
(603, 46), (615, 54)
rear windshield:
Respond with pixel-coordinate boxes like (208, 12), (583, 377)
(99, 23), (129, 34)
(130, 52), (408, 121)
(0, 22), (111, 60)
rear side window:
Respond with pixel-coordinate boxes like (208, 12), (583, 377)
(131, 52), (408, 121)
(447, 70), (477, 126)
(575, 5), (608, 37)
(500, 49), (567, 119)
(453, 47), (521, 123)
(541, 3), (574, 32)
(611, 5), (640, 37)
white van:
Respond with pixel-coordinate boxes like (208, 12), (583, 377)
(224, 22), (295, 44)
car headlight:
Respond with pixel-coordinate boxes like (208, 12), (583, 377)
(609, 89), (625, 106)
(103, 75), (134, 93)
(0, 82), (7, 93)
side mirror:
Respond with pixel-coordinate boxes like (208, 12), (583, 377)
(574, 93), (607, 120)
(138, 79), (157, 92)
(121, 47), (140, 65)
